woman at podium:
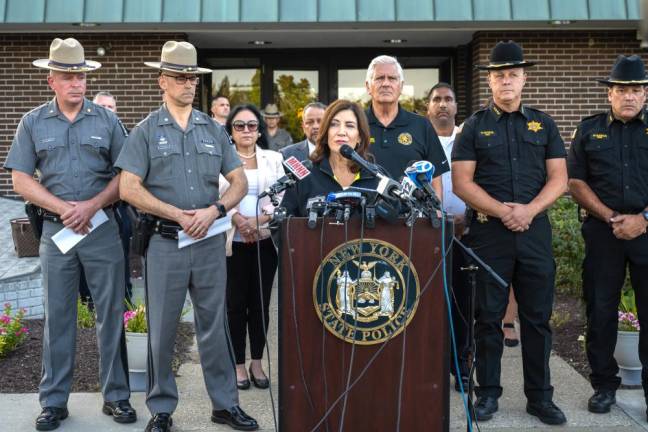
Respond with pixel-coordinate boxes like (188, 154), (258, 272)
(281, 99), (378, 216)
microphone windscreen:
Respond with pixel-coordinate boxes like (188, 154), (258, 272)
(339, 144), (354, 159)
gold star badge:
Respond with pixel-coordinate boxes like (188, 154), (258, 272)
(476, 212), (488, 223)
(527, 120), (543, 133)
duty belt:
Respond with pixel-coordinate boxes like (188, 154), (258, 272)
(151, 217), (182, 240)
(41, 204), (117, 224)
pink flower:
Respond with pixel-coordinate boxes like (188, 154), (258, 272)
(3, 303), (10, 308)
(0, 315), (10, 325)
(21, 327), (29, 334)
(0, 328), (6, 335)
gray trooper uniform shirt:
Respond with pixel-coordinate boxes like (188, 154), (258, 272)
(4, 97), (130, 408)
(115, 104), (241, 415)
(267, 127), (293, 151)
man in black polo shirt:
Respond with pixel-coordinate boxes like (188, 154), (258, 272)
(568, 55), (648, 417)
(364, 55), (447, 196)
(452, 41), (567, 425)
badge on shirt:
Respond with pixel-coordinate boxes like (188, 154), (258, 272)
(398, 132), (413, 145)
(479, 130), (495, 137)
(476, 212), (488, 223)
(591, 133), (608, 140)
(157, 135), (170, 150)
(527, 120), (543, 133)
(370, 137), (375, 144)
(645, 128), (648, 136)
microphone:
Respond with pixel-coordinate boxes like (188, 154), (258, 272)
(405, 160), (441, 210)
(339, 144), (410, 206)
(306, 195), (326, 229)
(259, 157), (313, 198)
(326, 191), (365, 222)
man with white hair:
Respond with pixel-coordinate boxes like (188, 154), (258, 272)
(364, 55), (447, 198)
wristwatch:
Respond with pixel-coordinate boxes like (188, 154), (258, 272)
(642, 210), (648, 222)
(214, 202), (226, 219)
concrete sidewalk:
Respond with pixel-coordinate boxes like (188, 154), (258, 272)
(2, 278), (648, 431)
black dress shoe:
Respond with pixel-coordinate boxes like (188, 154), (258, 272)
(102, 399), (137, 423)
(588, 390), (616, 413)
(145, 413), (173, 432)
(474, 396), (498, 421)
(249, 366), (269, 389)
(526, 400), (567, 425)
(212, 405), (259, 431)
(35, 407), (69, 431)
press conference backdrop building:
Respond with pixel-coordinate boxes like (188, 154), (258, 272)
(0, 0), (644, 198)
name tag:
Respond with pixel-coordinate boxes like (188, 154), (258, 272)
(90, 135), (103, 140)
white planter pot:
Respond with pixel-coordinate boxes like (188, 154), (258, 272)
(614, 330), (641, 386)
(125, 331), (148, 373)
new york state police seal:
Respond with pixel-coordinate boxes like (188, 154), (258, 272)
(313, 239), (420, 345)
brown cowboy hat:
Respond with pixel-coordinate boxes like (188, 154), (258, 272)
(33, 38), (101, 72)
(145, 41), (211, 74)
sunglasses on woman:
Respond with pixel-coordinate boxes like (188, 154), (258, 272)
(232, 121), (259, 132)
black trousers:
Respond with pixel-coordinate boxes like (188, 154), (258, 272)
(465, 215), (555, 402)
(582, 217), (648, 393)
(450, 242), (471, 378)
(226, 238), (278, 364)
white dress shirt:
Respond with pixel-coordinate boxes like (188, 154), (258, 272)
(439, 126), (466, 216)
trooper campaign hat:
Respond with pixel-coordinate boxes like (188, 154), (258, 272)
(597, 55), (648, 86)
(33, 38), (101, 72)
(145, 41), (211, 74)
(261, 103), (282, 118)
(477, 40), (535, 71)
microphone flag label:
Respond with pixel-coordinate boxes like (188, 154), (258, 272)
(283, 156), (311, 180)
(313, 239), (420, 345)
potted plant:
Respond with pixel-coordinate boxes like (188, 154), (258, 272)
(124, 301), (147, 391)
(614, 288), (641, 385)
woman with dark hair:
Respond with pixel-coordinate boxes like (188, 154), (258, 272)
(219, 104), (284, 390)
(281, 99), (379, 216)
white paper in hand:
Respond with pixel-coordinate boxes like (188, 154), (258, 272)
(177, 215), (232, 249)
(51, 210), (109, 254)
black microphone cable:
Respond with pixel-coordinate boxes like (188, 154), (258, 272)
(337, 199), (367, 432)
(395, 217), (417, 431)
(309, 231), (454, 432)
(285, 214), (318, 419)
(253, 198), (279, 432)
(316, 211), (332, 432)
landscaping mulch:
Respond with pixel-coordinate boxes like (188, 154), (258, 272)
(551, 292), (590, 380)
(0, 319), (195, 393)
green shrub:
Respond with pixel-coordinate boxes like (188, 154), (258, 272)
(77, 298), (96, 329)
(550, 196), (585, 298)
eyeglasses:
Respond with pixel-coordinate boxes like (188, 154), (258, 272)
(232, 121), (259, 132)
(162, 74), (200, 85)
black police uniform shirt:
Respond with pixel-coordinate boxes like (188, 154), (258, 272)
(366, 105), (448, 180)
(281, 157), (379, 217)
(568, 109), (648, 214)
(4, 98), (127, 202)
(452, 103), (566, 205)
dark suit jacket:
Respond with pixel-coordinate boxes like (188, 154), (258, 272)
(279, 139), (309, 162)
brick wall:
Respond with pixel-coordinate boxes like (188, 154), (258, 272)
(0, 33), (186, 198)
(469, 30), (646, 142)
(453, 43), (472, 124)
(0, 273), (44, 318)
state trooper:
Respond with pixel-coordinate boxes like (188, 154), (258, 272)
(3, 38), (135, 430)
(452, 41), (568, 425)
(568, 55), (648, 417)
(115, 41), (258, 432)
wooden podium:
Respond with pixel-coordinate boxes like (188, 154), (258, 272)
(278, 217), (450, 432)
